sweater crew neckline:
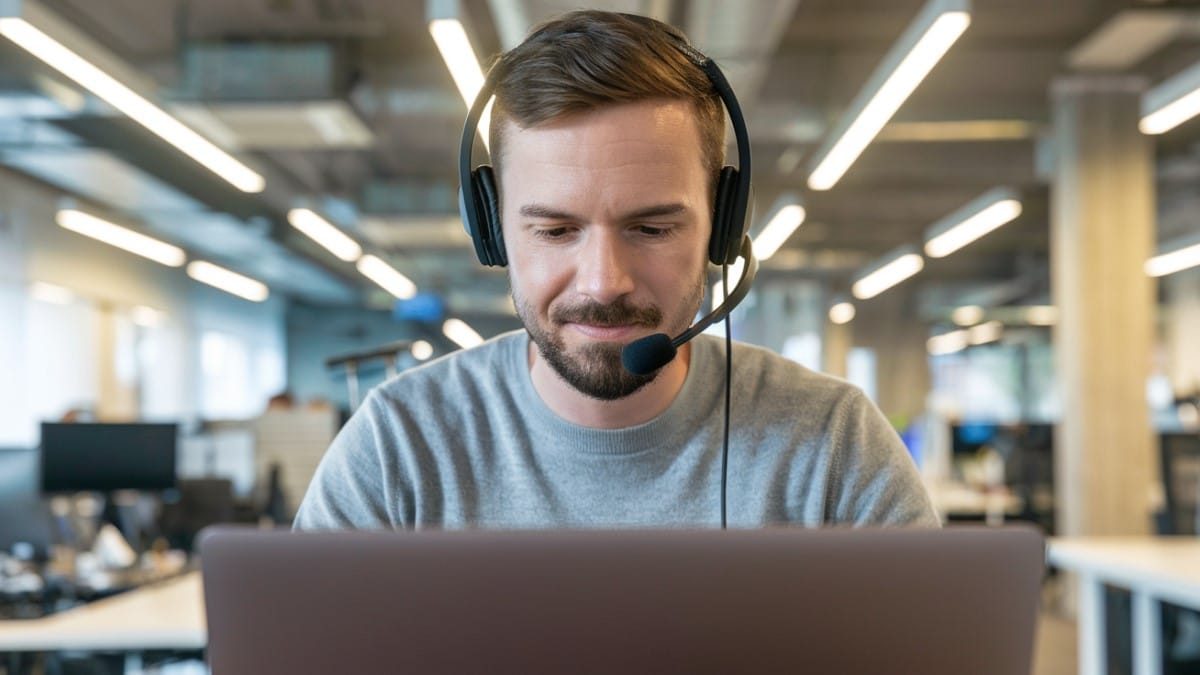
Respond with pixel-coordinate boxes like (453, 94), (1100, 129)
(509, 332), (720, 456)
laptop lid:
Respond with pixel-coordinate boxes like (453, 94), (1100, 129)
(200, 526), (1043, 675)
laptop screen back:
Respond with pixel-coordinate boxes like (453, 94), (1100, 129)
(201, 526), (1043, 675)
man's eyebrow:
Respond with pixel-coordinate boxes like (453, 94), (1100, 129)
(517, 203), (690, 221)
(518, 204), (579, 220)
(623, 203), (690, 220)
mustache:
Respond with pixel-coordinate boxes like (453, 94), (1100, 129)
(552, 299), (662, 328)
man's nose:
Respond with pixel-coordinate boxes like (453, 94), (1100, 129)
(574, 230), (635, 305)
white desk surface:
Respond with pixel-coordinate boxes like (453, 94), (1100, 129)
(1047, 537), (1200, 609)
(924, 481), (1022, 515)
(0, 570), (205, 652)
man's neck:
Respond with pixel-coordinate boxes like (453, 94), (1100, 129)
(528, 340), (691, 429)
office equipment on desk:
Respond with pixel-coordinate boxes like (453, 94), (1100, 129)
(1159, 432), (1200, 536)
(40, 422), (179, 552)
(201, 526), (1044, 675)
(158, 479), (235, 551)
(1048, 537), (1200, 675)
(0, 448), (53, 560)
(40, 423), (178, 494)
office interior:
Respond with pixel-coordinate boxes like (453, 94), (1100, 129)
(0, 0), (1198, 673)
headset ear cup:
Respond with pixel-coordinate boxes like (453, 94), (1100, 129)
(710, 166), (739, 265)
(472, 165), (507, 266)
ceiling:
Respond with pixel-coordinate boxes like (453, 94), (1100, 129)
(2, 0), (1199, 326)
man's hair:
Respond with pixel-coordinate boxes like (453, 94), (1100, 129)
(489, 10), (726, 196)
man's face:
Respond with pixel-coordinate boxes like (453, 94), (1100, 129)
(498, 99), (711, 400)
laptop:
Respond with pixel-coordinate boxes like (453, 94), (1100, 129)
(200, 526), (1044, 675)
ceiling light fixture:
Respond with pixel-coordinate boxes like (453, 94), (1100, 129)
(1025, 305), (1058, 326)
(927, 329), (969, 355)
(186, 261), (269, 302)
(752, 200), (806, 260)
(287, 208), (363, 262)
(443, 318), (483, 349)
(428, 0), (491, 147)
(1141, 58), (1200, 135)
(357, 254), (418, 300)
(411, 340), (434, 361)
(924, 187), (1022, 258)
(951, 305), (984, 326)
(56, 209), (186, 267)
(0, 2), (264, 192)
(851, 246), (925, 300)
(967, 320), (1002, 345)
(828, 302), (856, 325)
(807, 0), (971, 190)
(1145, 231), (1200, 277)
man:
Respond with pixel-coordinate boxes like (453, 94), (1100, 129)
(294, 10), (938, 530)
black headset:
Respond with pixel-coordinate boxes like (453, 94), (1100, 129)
(457, 17), (753, 269)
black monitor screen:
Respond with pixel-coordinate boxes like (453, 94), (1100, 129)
(40, 422), (178, 493)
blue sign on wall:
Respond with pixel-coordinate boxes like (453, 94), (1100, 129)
(393, 293), (445, 323)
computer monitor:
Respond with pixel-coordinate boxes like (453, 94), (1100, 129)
(0, 447), (52, 558)
(1160, 432), (1200, 535)
(40, 422), (178, 494)
(951, 421), (998, 456)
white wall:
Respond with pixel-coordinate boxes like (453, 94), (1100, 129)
(0, 168), (286, 446)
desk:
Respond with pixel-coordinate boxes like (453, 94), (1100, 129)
(924, 481), (1022, 524)
(0, 571), (205, 652)
(1047, 537), (1200, 675)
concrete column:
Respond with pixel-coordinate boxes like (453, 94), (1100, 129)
(1050, 76), (1157, 536)
(853, 289), (929, 425)
(823, 319), (850, 379)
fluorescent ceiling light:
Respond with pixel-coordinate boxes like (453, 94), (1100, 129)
(1025, 305), (1058, 326)
(828, 302), (856, 325)
(411, 339), (434, 361)
(851, 246), (925, 300)
(429, 17), (491, 147)
(1141, 58), (1200, 135)
(0, 11), (264, 192)
(752, 203), (806, 260)
(29, 281), (74, 305)
(967, 320), (1002, 345)
(924, 188), (1022, 258)
(130, 305), (165, 327)
(443, 318), (483, 349)
(186, 261), (269, 302)
(357, 254), (418, 300)
(807, 0), (971, 190)
(287, 208), (362, 262)
(56, 208), (186, 267)
(951, 305), (983, 326)
(927, 329), (969, 355)
(1145, 235), (1200, 277)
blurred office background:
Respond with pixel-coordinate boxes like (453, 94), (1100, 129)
(0, 0), (1199, 673)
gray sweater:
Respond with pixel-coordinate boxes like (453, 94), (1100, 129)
(294, 330), (939, 530)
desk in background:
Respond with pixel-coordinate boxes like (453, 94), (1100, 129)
(0, 570), (204, 652)
(1047, 537), (1200, 675)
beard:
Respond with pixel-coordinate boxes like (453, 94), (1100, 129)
(515, 276), (705, 401)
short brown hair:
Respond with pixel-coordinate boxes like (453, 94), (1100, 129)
(488, 11), (725, 197)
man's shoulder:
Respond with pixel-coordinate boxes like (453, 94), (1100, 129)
(705, 336), (867, 405)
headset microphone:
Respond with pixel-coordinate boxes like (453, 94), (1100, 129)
(621, 236), (758, 376)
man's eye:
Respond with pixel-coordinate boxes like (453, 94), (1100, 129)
(535, 227), (571, 239)
(637, 225), (672, 238)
